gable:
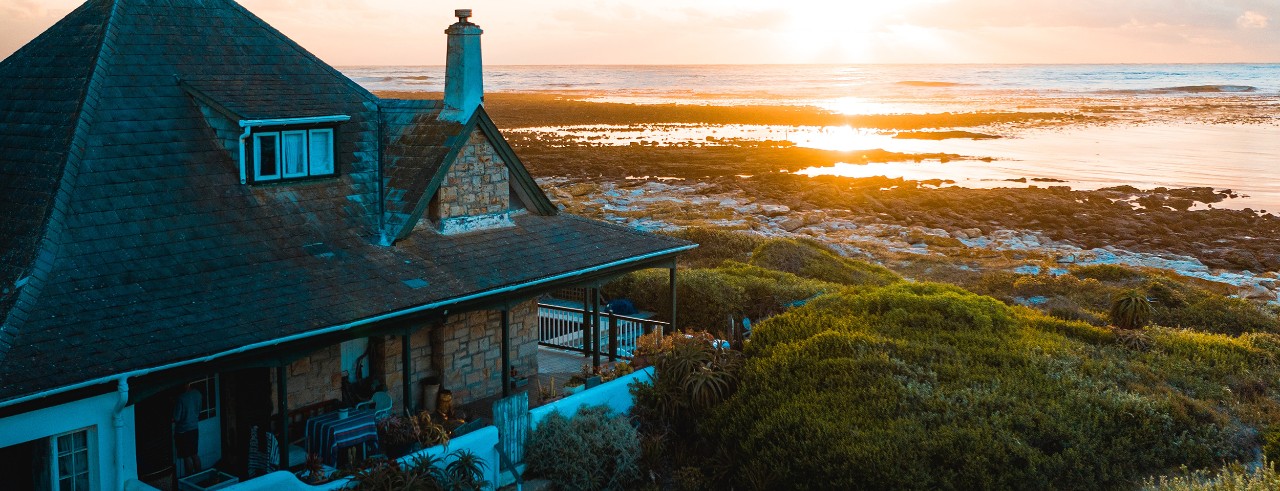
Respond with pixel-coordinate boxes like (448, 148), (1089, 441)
(389, 107), (555, 241)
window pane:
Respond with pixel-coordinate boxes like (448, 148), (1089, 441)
(75, 473), (89, 491)
(309, 130), (334, 175)
(282, 132), (307, 177)
(73, 450), (87, 474)
(73, 431), (86, 449)
(60, 477), (72, 491)
(58, 434), (73, 453)
(257, 135), (278, 177)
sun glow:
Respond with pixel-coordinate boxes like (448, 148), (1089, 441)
(780, 0), (940, 63)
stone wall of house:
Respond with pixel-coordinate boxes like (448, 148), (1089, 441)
(379, 326), (436, 413)
(439, 299), (540, 404)
(267, 298), (539, 415)
(435, 128), (509, 220)
(270, 344), (344, 410)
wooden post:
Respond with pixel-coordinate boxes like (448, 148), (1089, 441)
(276, 365), (289, 471)
(501, 308), (512, 398)
(669, 260), (678, 334)
(591, 287), (601, 369)
(401, 333), (412, 413)
(581, 289), (591, 357)
(608, 311), (619, 362)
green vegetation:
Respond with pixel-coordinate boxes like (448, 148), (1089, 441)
(749, 237), (900, 287)
(966, 267), (1279, 336)
(525, 405), (641, 491)
(605, 261), (839, 332)
(616, 228), (1280, 489)
(1112, 289), (1154, 329)
(660, 227), (764, 268)
(703, 282), (1280, 490)
(346, 451), (486, 491)
(1143, 463), (1280, 491)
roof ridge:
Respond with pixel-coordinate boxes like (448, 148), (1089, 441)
(218, 0), (380, 105)
(0, 0), (121, 363)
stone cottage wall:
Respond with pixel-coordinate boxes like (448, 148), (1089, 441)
(438, 299), (539, 404)
(379, 327), (436, 413)
(435, 128), (509, 220)
(271, 344), (344, 410)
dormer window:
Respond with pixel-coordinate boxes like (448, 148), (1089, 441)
(236, 115), (349, 185)
(253, 128), (335, 182)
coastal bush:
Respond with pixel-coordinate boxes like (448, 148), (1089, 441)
(660, 227), (763, 268)
(749, 238), (900, 286)
(604, 262), (836, 331)
(1142, 462), (1280, 491)
(1111, 289), (1154, 329)
(966, 267), (1280, 336)
(706, 282), (1272, 490)
(524, 405), (640, 491)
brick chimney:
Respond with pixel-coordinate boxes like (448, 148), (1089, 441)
(442, 9), (483, 123)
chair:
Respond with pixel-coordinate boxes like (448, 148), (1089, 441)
(356, 391), (393, 419)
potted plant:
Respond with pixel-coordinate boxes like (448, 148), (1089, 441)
(295, 453), (335, 485)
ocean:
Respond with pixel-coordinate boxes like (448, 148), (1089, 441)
(342, 64), (1280, 211)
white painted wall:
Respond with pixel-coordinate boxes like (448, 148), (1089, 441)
(0, 392), (137, 491)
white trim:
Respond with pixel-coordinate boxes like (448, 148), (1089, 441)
(0, 243), (697, 410)
(253, 132), (281, 182)
(51, 427), (95, 491)
(307, 128), (335, 176)
(237, 115), (350, 128)
(279, 130), (309, 179)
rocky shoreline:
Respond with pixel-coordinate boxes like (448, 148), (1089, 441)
(543, 177), (1280, 303)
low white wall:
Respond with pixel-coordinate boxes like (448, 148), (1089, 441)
(0, 392), (136, 491)
(403, 366), (654, 490)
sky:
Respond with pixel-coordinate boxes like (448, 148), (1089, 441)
(2, 0), (1278, 64)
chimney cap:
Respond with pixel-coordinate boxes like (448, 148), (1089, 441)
(455, 9), (472, 21)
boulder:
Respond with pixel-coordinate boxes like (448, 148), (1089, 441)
(760, 204), (791, 217)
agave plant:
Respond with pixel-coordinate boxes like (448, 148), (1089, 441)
(1110, 289), (1153, 329)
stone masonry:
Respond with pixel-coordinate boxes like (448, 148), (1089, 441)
(435, 127), (510, 221)
(271, 299), (539, 413)
(438, 299), (539, 404)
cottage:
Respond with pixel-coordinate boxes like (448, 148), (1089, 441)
(0, 1), (691, 489)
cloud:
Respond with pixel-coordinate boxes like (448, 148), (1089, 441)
(1238, 10), (1269, 28)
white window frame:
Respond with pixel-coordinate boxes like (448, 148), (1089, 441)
(307, 128), (335, 177)
(253, 132), (281, 182)
(280, 130), (310, 179)
(50, 428), (94, 491)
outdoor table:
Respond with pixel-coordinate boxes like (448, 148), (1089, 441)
(304, 408), (379, 467)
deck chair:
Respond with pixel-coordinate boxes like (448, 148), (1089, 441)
(493, 393), (530, 490)
(355, 391), (393, 420)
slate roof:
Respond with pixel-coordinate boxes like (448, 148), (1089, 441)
(0, 0), (692, 404)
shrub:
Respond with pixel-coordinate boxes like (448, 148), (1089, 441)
(604, 262), (836, 331)
(749, 238), (899, 286)
(660, 227), (764, 268)
(346, 451), (486, 491)
(1111, 289), (1154, 329)
(707, 283), (1260, 490)
(1142, 462), (1280, 491)
(525, 405), (640, 491)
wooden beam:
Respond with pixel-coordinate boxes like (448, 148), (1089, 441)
(401, 333), (412, 413)
(501, 308), (511, 398)
(669, 261), (678, 334)
(276, 365), (289, 471)
(591, 287), (601, 369)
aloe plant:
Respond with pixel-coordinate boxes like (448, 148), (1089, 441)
(1110, 289), (1153, 329)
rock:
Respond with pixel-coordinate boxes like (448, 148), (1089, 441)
(1243, 283), (1274, 300)
(760, 204), (791, 217)
(1056, 254), (1077, 264)
(953, 229), (971, 240)
(778, 216), (805, 232)
(565, 183), (597, 197)
(962, 228), (983, 239)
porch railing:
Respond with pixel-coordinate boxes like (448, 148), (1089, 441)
(537, 303), (669, 359)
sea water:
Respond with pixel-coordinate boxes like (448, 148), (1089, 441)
(342, 64), (1280, 210)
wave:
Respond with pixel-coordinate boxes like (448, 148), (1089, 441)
(896, 81), (969, 87)
(1103, 85), (1258, 94)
